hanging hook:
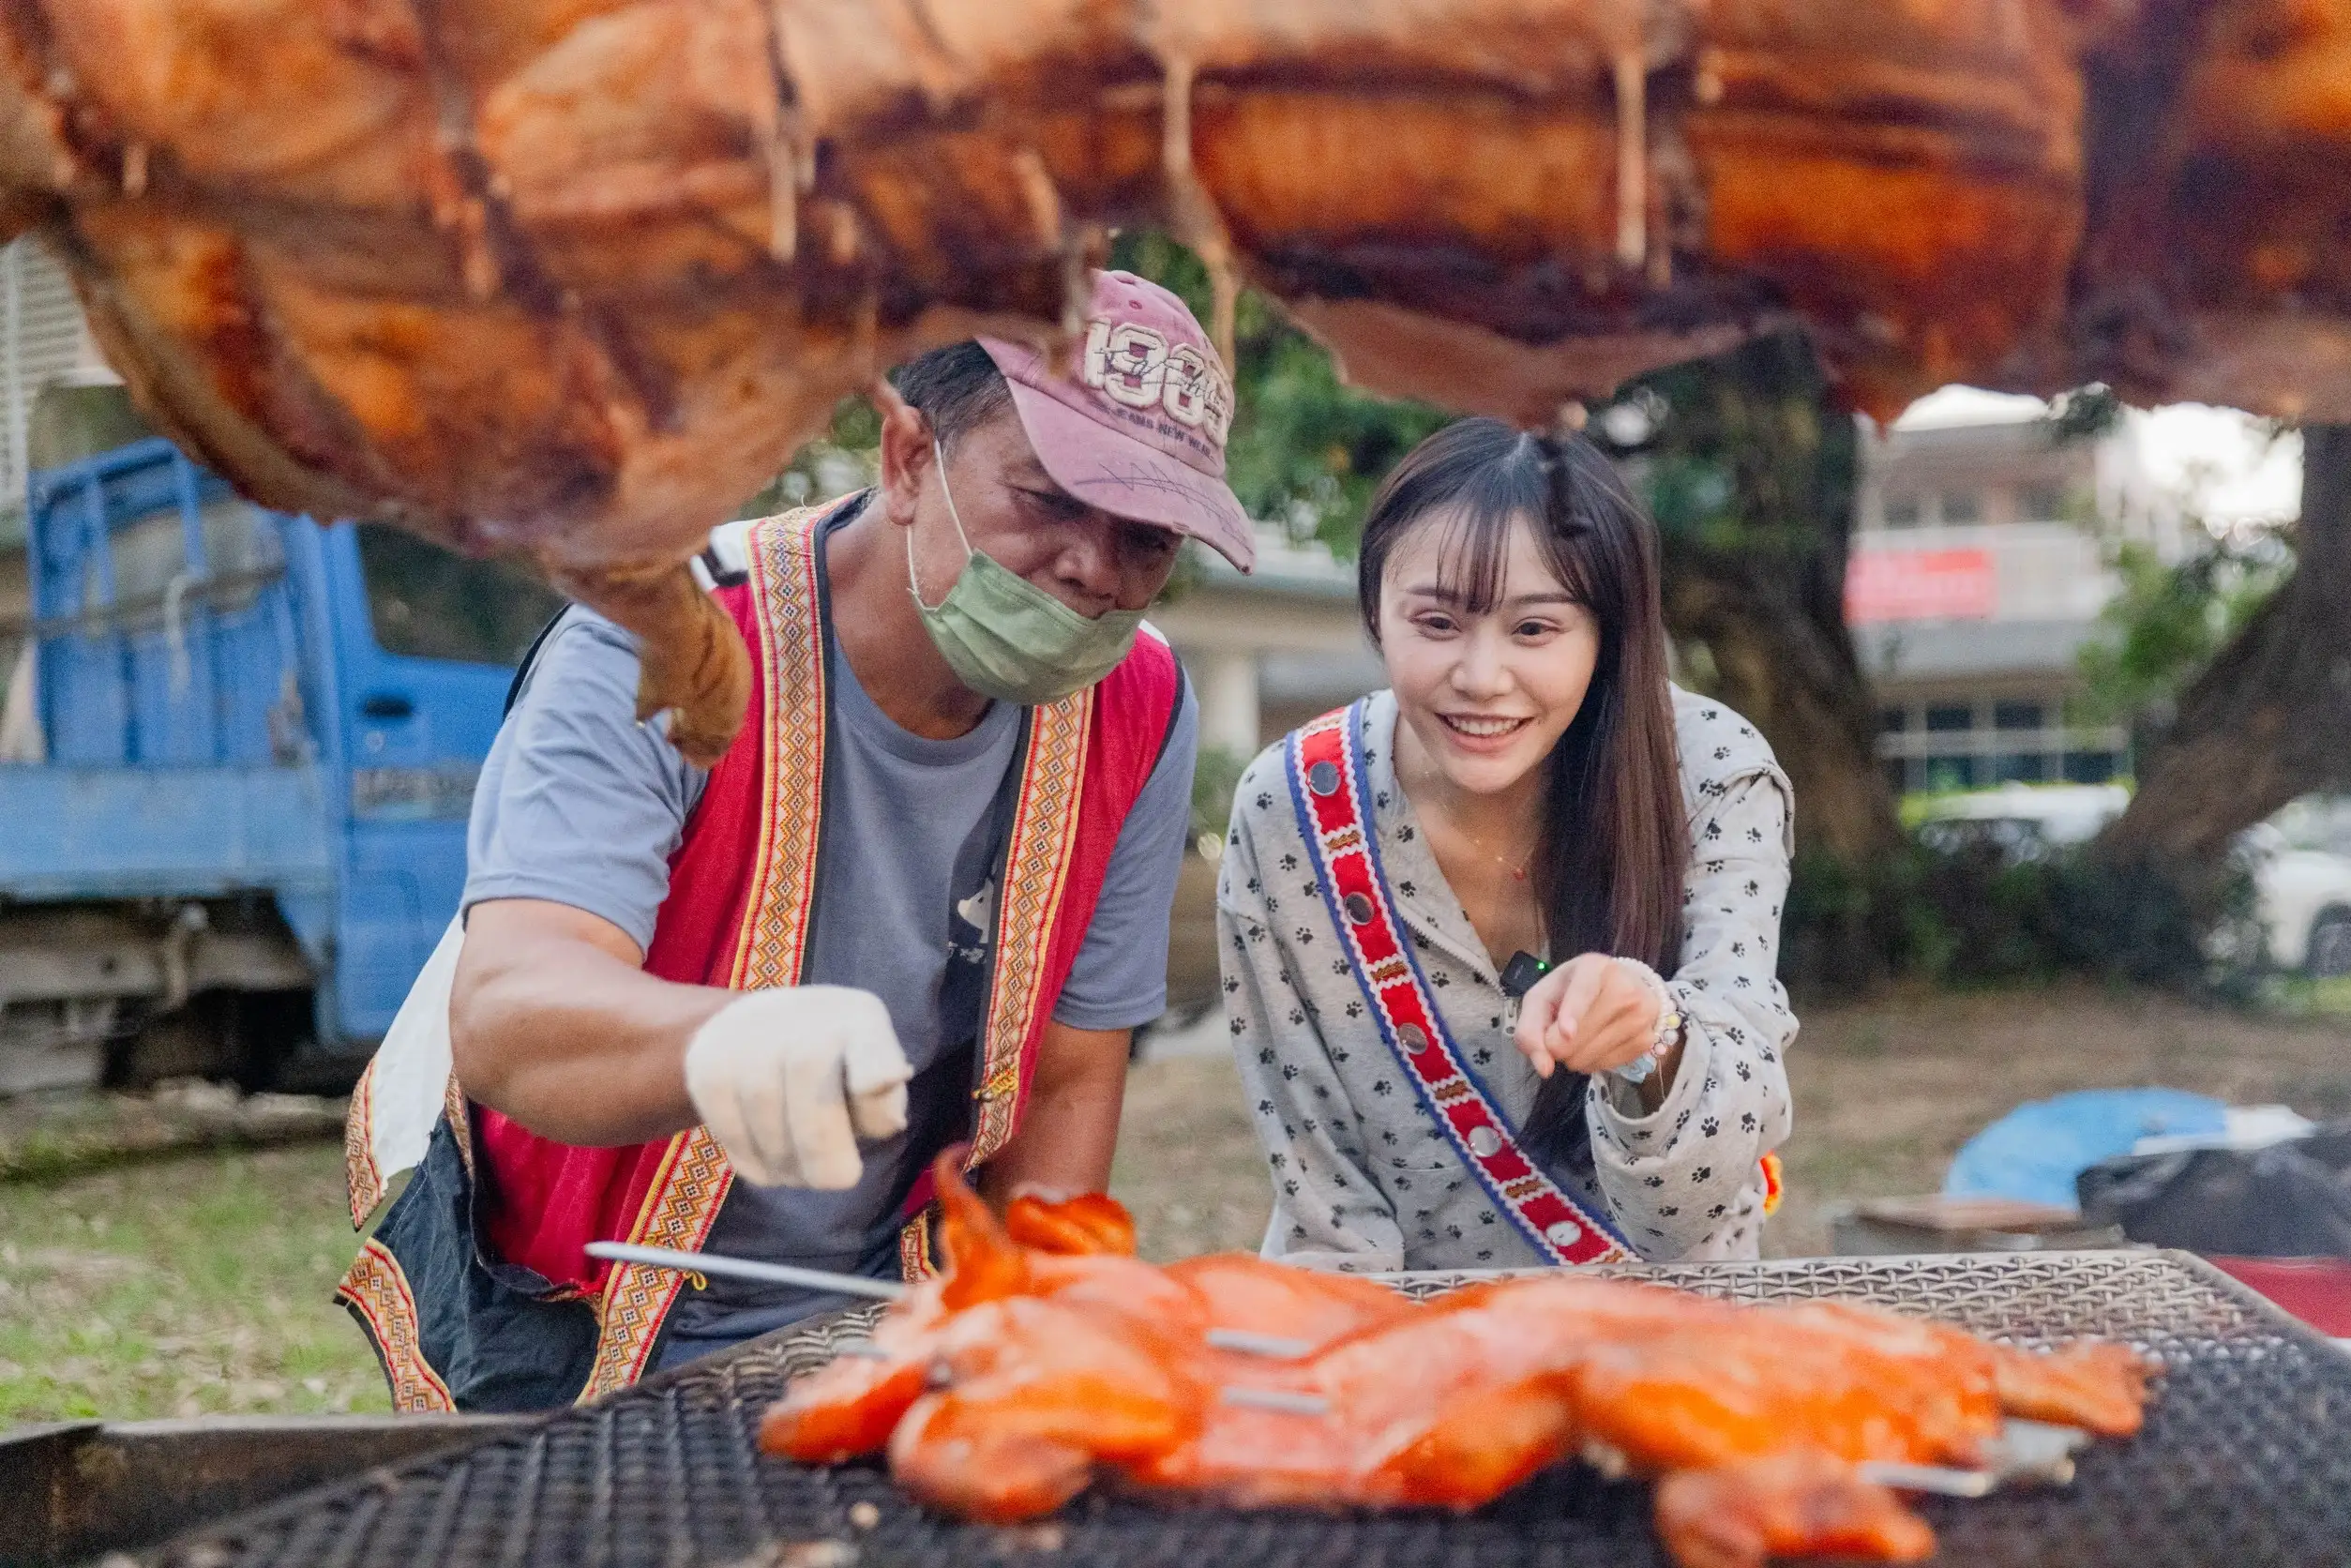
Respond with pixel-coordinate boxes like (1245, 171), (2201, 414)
(1613, 51), (1647, 274)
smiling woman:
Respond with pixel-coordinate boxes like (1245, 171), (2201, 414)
(1218, 418), (1797, 1272)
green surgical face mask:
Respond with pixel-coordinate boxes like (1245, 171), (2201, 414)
(908, 440), (1146, 705)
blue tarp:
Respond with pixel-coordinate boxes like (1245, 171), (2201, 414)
(1943, 1089), (2228, 1209)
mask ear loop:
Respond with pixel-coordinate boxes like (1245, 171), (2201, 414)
(908, 436), (977, 611)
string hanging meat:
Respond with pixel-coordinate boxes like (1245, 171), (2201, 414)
(0, 0), (2344, 759)
(761, 1153), (2156, 1568)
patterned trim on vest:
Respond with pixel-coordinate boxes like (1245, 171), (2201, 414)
(337, 1237), (457, 1412)
(344, 1058), (382, 1229)
(578, 505), (835, 1401)
(969, 687), (1094, 1162)
(1287, 703), (1633, 1267)
(580, 1125), (734, 1398)
(344, 1007), (478, 1231)
(728, 504), (833, 994)
(897, 1205), (935, 1280)
(445, 1072), (475, 1180)
(340, 1063), (489, 1395)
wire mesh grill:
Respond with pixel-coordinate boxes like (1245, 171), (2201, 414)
(153, 1252), (2351, 1568)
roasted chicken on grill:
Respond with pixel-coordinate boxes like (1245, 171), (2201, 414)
(761, 1155), (2154, 1568)
(1, 0), (2348, 761)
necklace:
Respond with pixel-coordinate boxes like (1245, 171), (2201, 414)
(1398, 723), (1540, 882)
(1489, 840), (1535, 883)
(1443, 821), (1538, 883)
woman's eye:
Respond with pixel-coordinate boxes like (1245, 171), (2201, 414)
(1414, 612), (1456, 634)
(1515, 619), (1557, 639)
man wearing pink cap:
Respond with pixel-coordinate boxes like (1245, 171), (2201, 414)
(340, 274), (1253, 1410)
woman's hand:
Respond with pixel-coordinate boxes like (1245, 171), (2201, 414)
(1513, 953), (1675, 1082)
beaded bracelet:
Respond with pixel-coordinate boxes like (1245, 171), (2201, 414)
(1607, 957), (1682, 1086)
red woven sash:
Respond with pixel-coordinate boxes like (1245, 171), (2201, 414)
(1286, 704), (1631, 1266)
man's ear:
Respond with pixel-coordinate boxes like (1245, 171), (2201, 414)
(872, 381), (930, 528)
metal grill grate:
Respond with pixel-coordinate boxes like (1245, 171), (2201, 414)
(153, 1253), (2351, 1568)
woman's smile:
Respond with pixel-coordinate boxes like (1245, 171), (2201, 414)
(1438, 712), (1533, 746)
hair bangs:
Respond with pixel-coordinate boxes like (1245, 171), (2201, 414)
(1420, 495), (1518, 618)
(1527, 503), (1602, 620)
(1399, 437), (1600, 620)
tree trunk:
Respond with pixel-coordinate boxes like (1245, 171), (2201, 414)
(2099, 425), (2351, 867)
(1665, 546), (1900, 870)
(1635, 334), (1905, 869)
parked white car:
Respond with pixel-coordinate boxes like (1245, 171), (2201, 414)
(1915, 784), (2351, 977)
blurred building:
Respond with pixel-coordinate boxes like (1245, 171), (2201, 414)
(1144, 530), (1375, 1011)
(1159, 400), (2220, 807)
(1850, 400), (2195, 795)
(0, 234), (130, 704)
(1153, 527), (1379, 762)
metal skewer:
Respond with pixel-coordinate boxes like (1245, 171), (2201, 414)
(1860, 1419), (2089, 1497)
(588, 1243), (1319, 1359)
(1205, 1328), (1315, 1359)
(1219, 1386), (1332, 1415)
(1858, 1461), (2002, 1499)
(588, 1241), (909, 1301)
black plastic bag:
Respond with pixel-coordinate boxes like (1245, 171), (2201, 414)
(2075, 1123), (2351, 1260)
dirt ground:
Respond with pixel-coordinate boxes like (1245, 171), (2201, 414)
(5, 982), (2349, 1424)
(1119, 981), (2351, 1259)
(1768, 982), (2351, 1255)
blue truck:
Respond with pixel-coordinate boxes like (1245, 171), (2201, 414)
(0, 438), (560, 1094)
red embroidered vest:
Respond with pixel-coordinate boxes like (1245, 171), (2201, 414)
(350, 501), (1182, 1402)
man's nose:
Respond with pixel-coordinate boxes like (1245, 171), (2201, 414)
(1050, 522), (1124, 614)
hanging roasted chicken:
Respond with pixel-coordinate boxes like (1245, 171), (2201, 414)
(0, 0), (2343, 758)
(761, 1154), (2155, 1568)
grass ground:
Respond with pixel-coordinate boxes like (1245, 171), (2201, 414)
(6, 981), (2349, 1425)
(0, 1143), (388, 1422)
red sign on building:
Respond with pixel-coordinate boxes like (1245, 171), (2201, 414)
(1845, 547), (1997, 624)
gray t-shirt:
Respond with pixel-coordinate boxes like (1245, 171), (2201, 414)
(462, 509), (1197, 1361)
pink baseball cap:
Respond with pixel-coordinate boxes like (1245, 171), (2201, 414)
(981, 270), (1256, 572)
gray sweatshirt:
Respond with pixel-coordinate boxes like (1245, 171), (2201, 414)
(1217, 687), (1796, 1271)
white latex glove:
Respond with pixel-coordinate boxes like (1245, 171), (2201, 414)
(683, 987), (912, 1188)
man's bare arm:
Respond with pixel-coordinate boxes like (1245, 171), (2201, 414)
(977, 1020), (1131, 1199)
(451, 897), (731, 1147)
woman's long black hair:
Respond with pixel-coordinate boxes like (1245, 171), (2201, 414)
(1356, 417), (1689, 1169)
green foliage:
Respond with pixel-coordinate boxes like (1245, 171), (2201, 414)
(1780, 833), (2265, 1001)
(2072, 535), (2290, 729)
(1109, 234), (1451, 551)
(1779, 851), (1913, 994)
(2045, 384), (2124, 446)
(1590, 335), (1857, 574)
(1188, 742), (1253, 846)
(733, 395), (882, 520)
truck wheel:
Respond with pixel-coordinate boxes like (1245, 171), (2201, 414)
(110, 988), (320, 1092)
(2309, 909), (2351, 980)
